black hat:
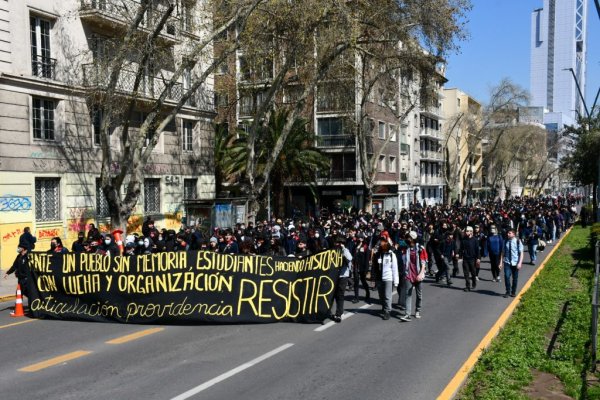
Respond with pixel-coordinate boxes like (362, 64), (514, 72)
(334, 235), (346, 244)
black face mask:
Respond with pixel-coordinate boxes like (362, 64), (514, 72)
(50, 243), (57, 250)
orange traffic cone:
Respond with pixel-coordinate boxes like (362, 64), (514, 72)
(10, 284), (25, 318)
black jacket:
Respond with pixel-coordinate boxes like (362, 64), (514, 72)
(461, 237), (480, 261)
(7, 253), (29, 280)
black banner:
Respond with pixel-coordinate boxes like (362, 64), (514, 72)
(26, 250), (342, 324)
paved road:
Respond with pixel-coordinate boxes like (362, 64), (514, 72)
(0, 239), (563, 400)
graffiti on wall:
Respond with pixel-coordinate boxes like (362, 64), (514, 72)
(38, 228), (61, 239)
(0, 195), (32, 212)
(2, 227), (23, 243)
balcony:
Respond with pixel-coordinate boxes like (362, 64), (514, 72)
(82, 64), (214, 111)
(400, 142), (410, 155)
(317, 169), (356, 182)
(420, 175), (444, 186)
(420, 150), (442, 161)
(420, 127), (442, 140)
(317, 135), (354, 148)
(31, 55), (57, 80)
(79, 0), (179, 43)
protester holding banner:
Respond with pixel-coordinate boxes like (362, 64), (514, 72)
(331, 236), (352, 323)
(48, 237), (69, 254)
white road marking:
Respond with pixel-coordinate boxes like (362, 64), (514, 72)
(170, 343), (294, 400)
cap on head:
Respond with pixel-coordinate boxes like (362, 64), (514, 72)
(409, 231), (418, 240)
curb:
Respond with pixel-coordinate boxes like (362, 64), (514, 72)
(0, 295), (16, 303)
(436, 228), (573, 400)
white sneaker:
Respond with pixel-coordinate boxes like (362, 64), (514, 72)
(497, 278), (501, 283)
(475, 276), (480, 281)
(415, 311), (421, 319)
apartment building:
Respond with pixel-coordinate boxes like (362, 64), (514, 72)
(0, 0), (215, 266)
(441, 88), (483, 204)
(214, 36), (447, 214)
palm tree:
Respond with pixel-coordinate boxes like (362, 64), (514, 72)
(219, 110), (329, 216)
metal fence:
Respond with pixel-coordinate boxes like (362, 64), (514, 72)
(592, 240), (600, 372)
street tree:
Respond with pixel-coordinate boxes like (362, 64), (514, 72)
(226, 0), (471, 218)
(563, 111), (600, 218)
(83, 0), (265, 231)
(443, 78), (530, 202)
(219, 110), (329, 217)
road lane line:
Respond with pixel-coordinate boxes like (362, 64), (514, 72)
(437, 228), (571, 400)
(170, 343), (294, 400)
(106, 327), (164, 344)
(0, 319), (37, 330)
(19, 350), (92, 372)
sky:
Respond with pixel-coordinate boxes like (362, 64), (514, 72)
(445, 0), (600, 107)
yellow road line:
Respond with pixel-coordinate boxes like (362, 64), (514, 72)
(0, 319), (37, 330)
(106, 327), (164, 344)
(19, 350), (92, 372)
(437, 229), (571, 400)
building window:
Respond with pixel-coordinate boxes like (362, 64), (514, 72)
(389, 125), (397, 142)
(318, 117), (343, 136)
(91, 106), (103, 146)
(96, 178), (110, 218)
(379, 155), (386, 172)
(30, 16), (53, 79)
(389, 156), (397, 173)
(378, 121), (386, 139)
(214, 92), (229, 107)
(184, 178), (198, 200)
(144, 178), (161, 214)
(182, 119), (194, 151)
(32, 97), (55, 140)
(35, 178), (60, 222)
(180, 1), (194, 32)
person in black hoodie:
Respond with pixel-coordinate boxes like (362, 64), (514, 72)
(460, 226), (479, 292)
(351, 232), (371, 304)
(72, 231), (86, 253)
(4, 240), (31, 298)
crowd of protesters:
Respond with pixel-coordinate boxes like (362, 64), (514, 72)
(5, 194), (583, 322)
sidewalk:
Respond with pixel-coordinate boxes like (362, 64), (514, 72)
(0, 270), (18, 302)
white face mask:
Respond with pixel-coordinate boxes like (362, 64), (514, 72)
(315, 233), (320, 238)
(104, 239), (111, 245)
(144, 239), (150, 248)
(138, 240), (144, 246)
(17, 247), (22, 254)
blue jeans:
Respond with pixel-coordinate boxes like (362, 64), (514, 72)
(528, 243), (538, 263)
(504, 262), (519, 295)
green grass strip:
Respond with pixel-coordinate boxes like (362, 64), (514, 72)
(458, 226), (600, 399)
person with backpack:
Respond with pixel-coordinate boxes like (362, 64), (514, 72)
(372, 236), (399, 320)
(503, 228), (524, 298)
(400, 231), (427, 321)
(522, 220), (543, 265)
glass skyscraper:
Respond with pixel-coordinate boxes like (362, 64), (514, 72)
(530, 0), (588, 128)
